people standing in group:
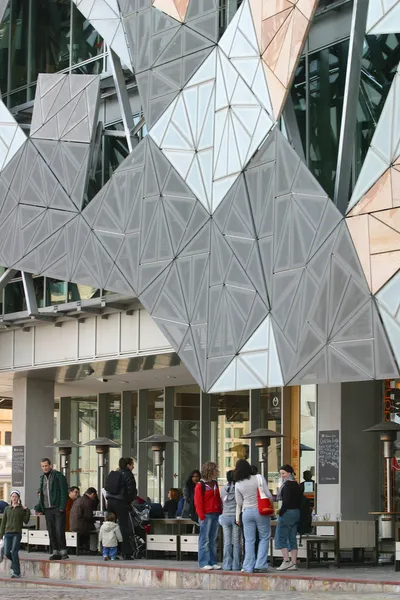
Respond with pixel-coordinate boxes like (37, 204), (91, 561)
(35, 458), (69, 560)
(98, 511), (122, 561)
(65, 486), (80, 532)
(194, 461), (222, 570)
(220, 470), (241, 571)
(0, 490), (30, 578)
(275, 464), (302, 571)
(105, 457), (137, 560)
(235, 459), (273, 574)
(69, 487), (98, 552)
(181, 469), (201, 521)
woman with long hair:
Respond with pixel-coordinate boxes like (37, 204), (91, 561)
(275, 464), (302, 571)
(0, 490), (30, 578)
(181, 469), (201, 520)
(194, 462), (222, 570)
(220, 470), (241, 571)
(234, 459), (272, 573)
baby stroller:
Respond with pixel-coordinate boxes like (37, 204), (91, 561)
(128, 505), (149, 559)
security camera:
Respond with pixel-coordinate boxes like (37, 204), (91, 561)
(83, 366), (94, 377)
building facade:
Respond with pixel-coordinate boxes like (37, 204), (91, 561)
(0, 0), (399, 520)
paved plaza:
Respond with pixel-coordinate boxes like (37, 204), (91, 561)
(0, 587), (399, 600)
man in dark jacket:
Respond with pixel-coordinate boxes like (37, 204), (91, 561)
(106, 457), (137, 560)
(34, 457), (69, 560)
(70, 487), (97, 552)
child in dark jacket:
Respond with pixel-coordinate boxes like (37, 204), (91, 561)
(0, 490), (30, 578)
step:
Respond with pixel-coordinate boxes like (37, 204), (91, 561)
(2, 555), (398, 593)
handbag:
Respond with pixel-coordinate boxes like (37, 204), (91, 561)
(256, 474), (274, 516)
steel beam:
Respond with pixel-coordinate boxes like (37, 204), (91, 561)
(0, 269), (17, 294)
(333, 0), (369, 214)
(108, 49), (135, 153)
(283, 96), (306, 163)
(21, 272), (38, 315)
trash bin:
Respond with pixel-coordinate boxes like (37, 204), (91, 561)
(379, 514), (395, 539)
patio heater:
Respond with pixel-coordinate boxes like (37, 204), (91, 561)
(46, 440), (81, 482)
(364, 420), (400, 538)
(241, 428), (283, 479)
(139, 434), (178, 504)
(84, 437), (121, 512)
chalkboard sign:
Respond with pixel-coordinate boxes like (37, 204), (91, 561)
(12, 445), (25, 487)
(318, 430), (339, 484)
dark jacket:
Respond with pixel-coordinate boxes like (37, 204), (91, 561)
(163, 499), (178, 518)
(279, 481), (302, 516)
(0, 505), (30, 538)
(65, 497), (75, 532)
(70, 494), (95, 535)
(35, 469), (69, 512)
(106, 468), (137, 505)
(0, 500), (8, 514)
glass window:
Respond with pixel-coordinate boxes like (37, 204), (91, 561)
(9, 0), (29, 94)
(34, 277), (45, 309)
(147, 389), (164, 502)
(72, 56), (104, 75)
(68, 283), (100, 302)
(225, 457), (231, 468)
(4, 280), (24, 313)
(104, 125), (130, 183)
(211, 391), (250, 486)
(225, 427), (231, 438)
(4, 431), (11, 445)
(46, 278), (67, 306)
(108, 393), (122, 469)
(260, 388), (282, 494)
(300, 385), (317, 480)
(29, 0), (70, 86)
(0, 3), (10, 95)
(69, 397), (98, 491)
(71, 3), (103, 66)
(173, 385), (200, 489)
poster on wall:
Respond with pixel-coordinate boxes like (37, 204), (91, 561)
(12, 445), (25, 487)
(318, 430), (339, 484)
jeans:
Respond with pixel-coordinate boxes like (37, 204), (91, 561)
(4, 533), (22, 576)
(198, 513), (220, 568)
(102, 546), (118, 559)
(274, 509), (300, 551)
(219, 514), (241, 571)
(107, 498), (132, 556)
(242, 508), (270, 572)
(44, 508), (67, 555)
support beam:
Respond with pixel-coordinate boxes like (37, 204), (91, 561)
(164, 387), (174, 496)
(121, 391), (133, 457)
(21, 272), (38, 315)
(333, 0), (369, 214)
(200, 392), (211, 466)
(97, 394), (110, 438)
(0, 269), (17, 294)
(283, 96), (306, 163)
(137, 389), (148, 499)
(108, 49), (134, 153)
(59, 397), (72, 440)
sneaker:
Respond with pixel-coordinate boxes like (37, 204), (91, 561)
(103, 557), (110, 561)
(11, 574), (21, 579)
(49, 554), (62, 561)
(287, 562), (298, 571)
(211, 565), (222, 570)
(201, 565), (213, 570)
(111, 557), (120, 561)
(276, 560), (292, 571)
(60, 554), (69, 560)
(254, 568), (269, 573)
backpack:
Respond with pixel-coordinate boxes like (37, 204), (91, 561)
(105, 470), (124, 495)
(297, 494), (312, 537)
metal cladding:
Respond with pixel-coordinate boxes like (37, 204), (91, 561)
(0, 0), (400, 391)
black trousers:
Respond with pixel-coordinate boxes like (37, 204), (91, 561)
(107, 498), (132, 556)
(44, 508), (67, 554)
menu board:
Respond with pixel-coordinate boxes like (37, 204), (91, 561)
(318, 430), (339, 484)
(12, 445), (25, 487)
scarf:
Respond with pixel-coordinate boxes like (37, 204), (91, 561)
(277, 473), (296, 501)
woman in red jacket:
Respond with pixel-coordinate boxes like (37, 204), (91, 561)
(194, 462), (222, 570)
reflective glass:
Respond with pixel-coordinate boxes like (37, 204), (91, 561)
(300, 385), (316, 479)
(260, 388), (282, 494)
(71, 3), (103, 66)
(68, 283), (100, 301)
(34, 276), (45, 308)
(355, 34), (400, 179)
(0, 3), (10, 95)
(173, 385), (200, 489)
(147, 390), (164, 503)
(46, 278), (67, 305)
(109, 393), (122, 470)
(9, 0), (29, 94)
(290, 57), (307, 157)
(4, 280), (24, 313)
(29, 0), (70, 86)
(69, 397), (98, 491)
(104, 127), (129, 183)
(71, 57), (104, 75)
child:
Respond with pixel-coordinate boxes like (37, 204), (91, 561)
(0, 490), (30, 578)
(98, 512), (123, 561)
(163, 488), (180, 518)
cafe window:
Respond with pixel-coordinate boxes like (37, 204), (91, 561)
(4, 431), (11, 445)
(225, 428), (231, 438)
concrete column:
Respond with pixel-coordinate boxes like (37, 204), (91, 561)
(137, 389), (148, 499)
(249, 389), (261, 466)
(163, 387), (174, 497)
(121, 391), (133, 457)
(59, 397), (71, 440)
(97, 393), (110, 438)
(12, 377), (55, 507)
(317, 381), (382, 519)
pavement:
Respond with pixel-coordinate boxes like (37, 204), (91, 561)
(0, 586), (399, 600)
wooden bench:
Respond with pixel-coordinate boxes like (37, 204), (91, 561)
(146, 534), (179, 559)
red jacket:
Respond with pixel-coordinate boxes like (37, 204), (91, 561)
(194, 481), (222, 521)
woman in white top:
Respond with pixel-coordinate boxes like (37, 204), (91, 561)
(234, 459), (273, 573)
